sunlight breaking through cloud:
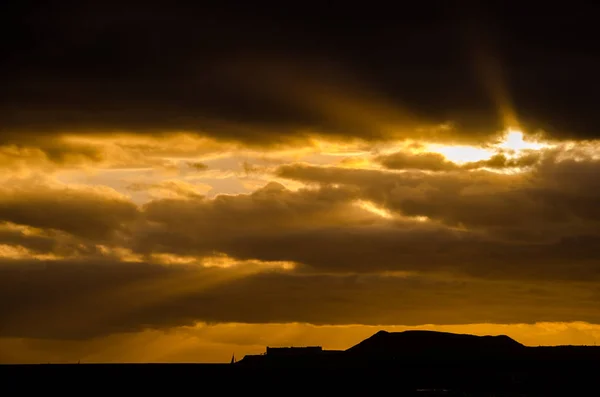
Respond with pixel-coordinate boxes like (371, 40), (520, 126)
(425, 128), (555, 165)
(354, 200), (394, 219)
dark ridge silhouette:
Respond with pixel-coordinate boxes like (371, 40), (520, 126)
(237, 330), (527, 367)
(231, 330), (600, 394)
(347, 330), (525, 356)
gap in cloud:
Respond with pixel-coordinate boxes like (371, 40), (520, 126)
(147, 252), (297, 271)
(422, 128), (554, 166)
(371, 128), (566, 173)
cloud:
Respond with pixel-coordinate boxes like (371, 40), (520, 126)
(276, 152), (600, 242)
(0, 223), (60, 254)
(3, 150), (600, 285)
(97, 157), (600, 282)
(187, 162), (208, 171)
(136, 182), (360, 252)
(463, 152), (541, 170)
(0, 145), (600, 341)
(126, 180), (210, 200)
(0, 181), (139, 240)
(4, 2), (600, 157)
(0, 141), (105, 174)
(376, 150), (543, 171)
(2, 258), (600, 340)
(376, 151), (459, 171)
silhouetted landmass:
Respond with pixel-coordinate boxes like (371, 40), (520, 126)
(347, 330), (525, 355)
(3, 330), (600, 395)
(235, 330), (600, 394)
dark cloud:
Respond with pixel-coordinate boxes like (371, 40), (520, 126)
(187, 162), (208, 171)
(376, 151), (542, 171)
(2, 2), (600, 145)
(1, 259), (599, 339)
(463, 152), (542, 170)
(0, 184), (139, 240)
(0, 223), (118, 259)
(276, 153), (600, 242)
(0, 225), (57, 254)
(0, 140), (107, 172)
(134, 216), (600, 282)
(134, 182), (362, 256)
(1, 155), (600, 339)
(376, 152), (459, 171)
(1, 153), (600, 284)
(112, 155), (600, 281)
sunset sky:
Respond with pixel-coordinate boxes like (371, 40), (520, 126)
(3, 2), (600, 363)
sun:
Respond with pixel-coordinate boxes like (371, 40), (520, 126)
(423, 128), (551, 165)
(497, 128), (549, 152)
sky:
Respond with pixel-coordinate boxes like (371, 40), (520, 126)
(2, 2), (600, 363)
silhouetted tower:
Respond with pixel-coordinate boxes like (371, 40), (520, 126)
(230, 354), (235, 364)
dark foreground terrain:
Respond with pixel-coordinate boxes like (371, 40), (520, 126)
(2, 331), (599, 396)
(1, 362), (596, 396)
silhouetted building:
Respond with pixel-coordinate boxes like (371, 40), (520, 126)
(266, 346), (323, 356)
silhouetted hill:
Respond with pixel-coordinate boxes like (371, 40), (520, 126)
(347, 330), (524, 358)
(237, 330), (527, 369)
(233, 330), (600, 393)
